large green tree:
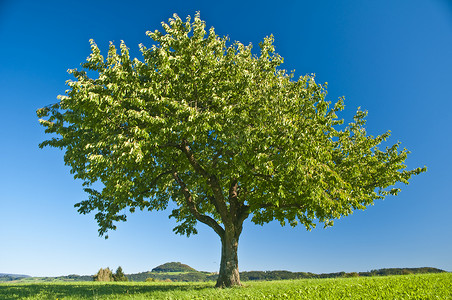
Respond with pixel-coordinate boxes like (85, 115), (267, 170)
(37, 13), (425, 287)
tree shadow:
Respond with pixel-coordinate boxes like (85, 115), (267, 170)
(0, 282), (212, 299)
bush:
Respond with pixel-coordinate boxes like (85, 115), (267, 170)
(93, 268), (113, 282)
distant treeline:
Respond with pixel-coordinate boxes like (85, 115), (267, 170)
(240, 267), (446, 281)
(0, 274), (93, 282)
(0, 267), (445, 282)
(357, 267), (445, 277)
(55, 274), (94, 281)
(0, 274), (30, 282)
(127, 271), (217, 282)
(124, 267), (447, 282)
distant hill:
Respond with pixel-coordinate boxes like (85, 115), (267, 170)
(151, 262), (197, 273)
(0, 273), (30, 282)
(0, 273), (30, 277)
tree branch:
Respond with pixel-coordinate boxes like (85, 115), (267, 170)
(148, 170), (173, 190)
(158, 142), (182, 150)
(212, 152), (221, 168)
(237, 205), (250, 227)
(180, 139), (210, 177)
(229, 178), (239, 217)
(172, 171), (225, 238)
(179, 139), (230, 225)
(252, 172), (273, 180)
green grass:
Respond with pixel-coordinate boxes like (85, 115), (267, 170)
(0, 273), (450, 299)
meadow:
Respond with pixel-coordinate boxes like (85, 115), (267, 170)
(0, 273), (450, 299)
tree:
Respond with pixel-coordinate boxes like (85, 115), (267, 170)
(37, 12), (426, 287)
(94, 268), (113, 282)
(113, 266), (128, 281)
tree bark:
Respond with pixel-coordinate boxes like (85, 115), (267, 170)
(214, 187), (249, 288)
(176, 143), (249, 288)
(216, 229), (241, 288)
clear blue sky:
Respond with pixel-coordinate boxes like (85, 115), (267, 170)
(1, 0), (451, 277)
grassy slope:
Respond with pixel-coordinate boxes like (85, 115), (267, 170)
(0, 273), (450, 299)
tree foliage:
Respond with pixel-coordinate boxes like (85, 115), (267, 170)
(113, 266), (128, 282)
(38, 12), (426, 287)
(93, 268), (113, 282)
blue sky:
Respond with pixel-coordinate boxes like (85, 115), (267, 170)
(1, 0), (451, 277)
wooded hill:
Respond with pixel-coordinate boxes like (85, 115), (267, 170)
(0, 273), (30, 282)
(0, 265), (446, 282)
(151, 262), (197, 273)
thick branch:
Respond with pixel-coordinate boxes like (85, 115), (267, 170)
(180, 139), (230, 224)
(158, 142), (182, 149)
(212, 152), (221, 168)
(180, 139), (210, 177)
(227, 178), (250, 238)
(172, 171), (225, 238)
(252, 172), (273, 180)
(133, 170), (173, 205)
(237, 205), (250, 228)
(147, 170), (173, 190)
(228, 178), (239, 217)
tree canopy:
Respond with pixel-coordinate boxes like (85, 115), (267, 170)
(37, 12), (426, 287)
(113, 266), (128, 282)
(93, 268), (113, 282)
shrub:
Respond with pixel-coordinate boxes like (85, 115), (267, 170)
(93, 268), (113, 282)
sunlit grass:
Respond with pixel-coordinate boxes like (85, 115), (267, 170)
(0, 273), (450, 299)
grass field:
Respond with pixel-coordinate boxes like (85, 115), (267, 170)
(0, 273), (450, 299)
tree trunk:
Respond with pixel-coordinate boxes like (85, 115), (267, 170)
(215, 230), (241, 288)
